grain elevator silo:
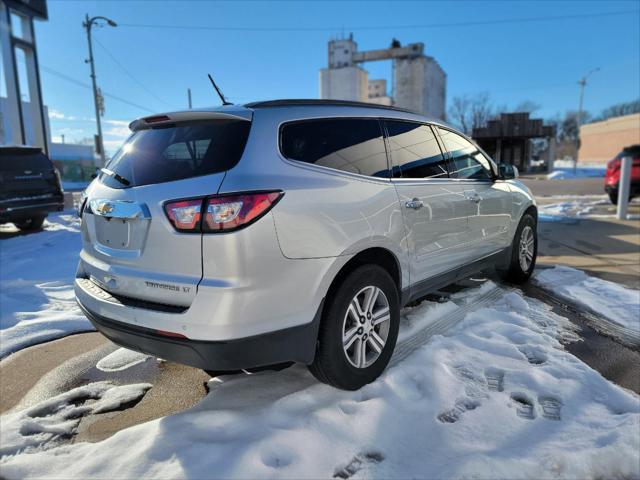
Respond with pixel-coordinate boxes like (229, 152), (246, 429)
(319, 35), (446, 120)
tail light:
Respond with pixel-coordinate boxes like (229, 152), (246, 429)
(163, 191), (283, 233)
(607, 158), (621, 172)
(204, 192), (282, 232)
(54, 169), (64, 193)
(164, 199), (202, 232)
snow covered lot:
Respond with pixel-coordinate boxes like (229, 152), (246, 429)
(537, 196), (610, 221)
(1, 214), (639, 479)
(537, 195), (640, 223)
(535, 266), (640, 346)
(1, 286), (639, 479)
(545, 161), (605, 180)
(0, 214), (93, 358)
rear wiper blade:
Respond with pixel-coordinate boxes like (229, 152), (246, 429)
(100, 168), (131, 186)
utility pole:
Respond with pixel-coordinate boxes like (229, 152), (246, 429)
(83, 14), (117, 168)
(188, 88), (192, 109)
(574, 67), (600, 173)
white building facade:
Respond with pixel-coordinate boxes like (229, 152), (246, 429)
(394, 56), (446, 120)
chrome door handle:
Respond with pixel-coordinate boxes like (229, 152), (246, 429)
(405, 198), (424, 210)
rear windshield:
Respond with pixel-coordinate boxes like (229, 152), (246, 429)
(100, 120), (251, 189)
(0, 150), (52, 172)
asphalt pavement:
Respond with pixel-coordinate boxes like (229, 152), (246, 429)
(520, 177), (606, 197)
(522, 178), (640, 289)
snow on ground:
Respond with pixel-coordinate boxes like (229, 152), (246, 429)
(535, 195), (640, 222)
(1, 287), (638, 480)
(96, 348), (151, 372)
(0, 214), (93, 358)
(0, 382), (151, 457)
(535, 266), (640, 346)
(546, 161), (605, 180)
(538, 197), (610, 222)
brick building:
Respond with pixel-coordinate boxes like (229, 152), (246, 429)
(578, 113), (640, 164)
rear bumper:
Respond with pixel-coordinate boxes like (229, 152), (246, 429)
(0, 199), (64, 222)
(78, 297), (322, 371)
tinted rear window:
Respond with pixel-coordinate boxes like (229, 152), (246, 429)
(100, 120), (251, 189)
(0, 150), (52, 172)
(280, 119), (390, 178)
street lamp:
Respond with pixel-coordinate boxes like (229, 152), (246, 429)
(83, 14), (117, 168)
(574, 67), (600, 173)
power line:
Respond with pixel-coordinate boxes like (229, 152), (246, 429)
(39, 64), (156, 113)
(118, 9), (639, 32)
(93, 36), (175, 108)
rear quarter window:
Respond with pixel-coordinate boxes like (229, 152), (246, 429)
(280, 118), (390, 178)
(100, 120), (251, 189)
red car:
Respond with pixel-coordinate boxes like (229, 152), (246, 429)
(605, 145), (640, 204)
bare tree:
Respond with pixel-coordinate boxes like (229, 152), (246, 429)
(470, 92), (494, 132)
(546, 110), (591, 160)
(448, 96), (471, 134)
(448, 92), (496, 134)
(448, 95), (545, 135)
(596, 99), (640, 121)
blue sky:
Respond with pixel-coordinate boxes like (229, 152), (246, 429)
(30, 0), (640, 154)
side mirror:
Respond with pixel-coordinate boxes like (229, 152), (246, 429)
(499, 163), (518, 180)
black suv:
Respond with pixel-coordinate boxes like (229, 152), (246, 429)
(0, 146), (65, 231)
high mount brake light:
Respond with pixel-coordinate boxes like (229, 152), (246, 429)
(144, 115), (171, 124)
(163, 192), (283, 233)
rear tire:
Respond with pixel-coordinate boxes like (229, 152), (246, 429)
(309, 265), (400, 390)
(14, 216), (46, 231)
(498, 213), (537, 284)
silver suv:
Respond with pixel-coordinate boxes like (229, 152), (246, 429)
(75, 100), (537, 390)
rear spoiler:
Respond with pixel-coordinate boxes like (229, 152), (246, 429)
(129, 109), (252, 131)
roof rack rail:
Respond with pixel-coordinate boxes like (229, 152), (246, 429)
(244, 99), (420, 115)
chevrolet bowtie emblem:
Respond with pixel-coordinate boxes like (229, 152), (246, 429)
(96, 201), (114, 215)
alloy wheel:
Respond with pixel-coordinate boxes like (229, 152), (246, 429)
(341, 286), (391, 369)
(518, 225), (535, 272)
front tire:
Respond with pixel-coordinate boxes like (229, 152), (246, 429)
(14, 216), (46, 231)
(499, 213), (537, 284)
(309, 265), (400, 390)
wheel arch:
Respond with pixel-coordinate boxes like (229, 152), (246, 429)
(523, 204), (538, 223)
(324, 247), (402, 307)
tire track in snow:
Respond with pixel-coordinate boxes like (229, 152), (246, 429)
(525, 282), (640, 348)
(391, 286), (505, 367)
